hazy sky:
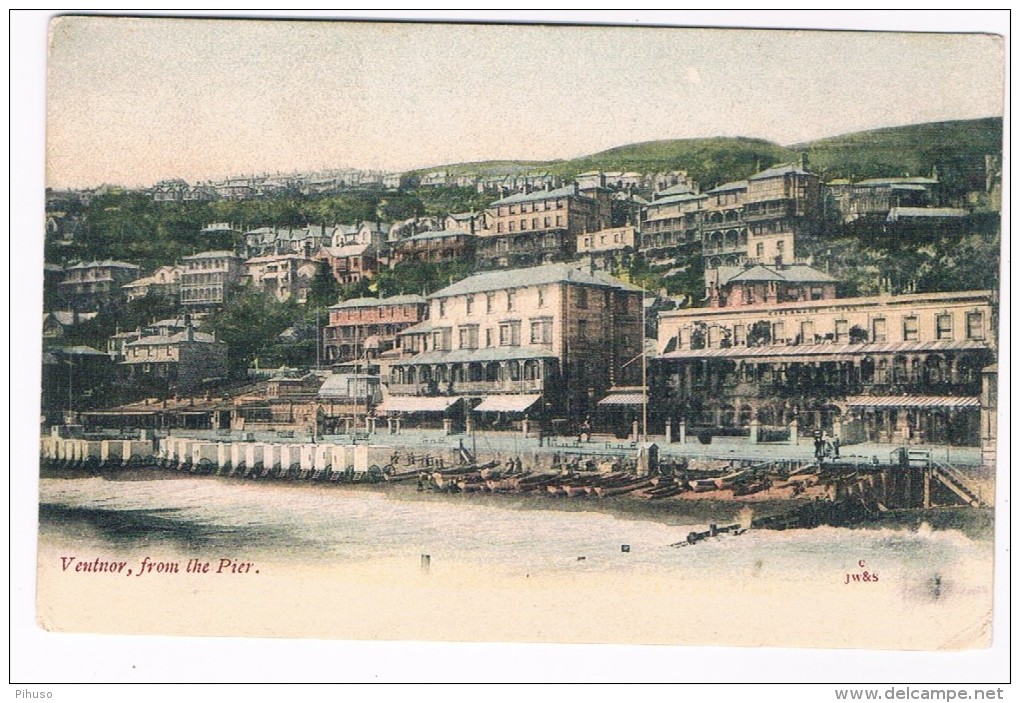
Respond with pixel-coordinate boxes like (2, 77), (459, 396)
(45, 14), (1005, 188)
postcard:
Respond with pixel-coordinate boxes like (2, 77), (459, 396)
(20, 11), (1008, 681)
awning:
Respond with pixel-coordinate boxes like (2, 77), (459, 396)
(845, 396), (980, 409)
(376, 396), (461, 414)
(473, 394), (541, 413)
(598, 392), (647, 406)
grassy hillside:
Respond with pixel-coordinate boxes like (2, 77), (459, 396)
(796, 117), (1002, 192)
(412, 117), (1001, 193)
(549, 137), (795, 189)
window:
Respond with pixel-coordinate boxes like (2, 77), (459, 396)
(772, 321), (785, 343)
(756, 243), (764, 257)
(466, 295), (474, 315)
(432, 329), (452, 351)
(733, 324), (746, 346)
(556, 216), (563, 227)
(872, 318), (887, 342)
(578, 319), (589, 340)
(438, 300), (447, 318)
(544, 217), (551, 227)
(966, 312), (985, 340)
(835, 320), (849, 343)
(459, 326), (478, 350)
(537, 286), (547, 308)
(509, 221), (516, 232)
(485, 328), (494, 347)
(576, 287), (588, 309)
(902, 316), (919, 341)
(497, 223), (504, 234)
(499, 321), (521, 346)
(800, 320), (815, 344)
(936, 314), (953, 340)
(507, 289), (516, 312)
(530, 318), (553, 345)
(707, 326), (720, 348)
(486, 293), (495, 314)
(532, 218), (539, 229)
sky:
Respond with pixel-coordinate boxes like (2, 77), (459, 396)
(39, 12), (1006, 189)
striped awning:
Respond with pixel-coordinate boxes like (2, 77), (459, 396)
(472, 394), (541, 413)
(598, 393), (647, 406)
(376, 396), (461, 414)
(845, 396), (980, 409)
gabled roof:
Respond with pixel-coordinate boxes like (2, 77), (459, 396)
(647, 192), (706, 207)
(726, 263), (837, 285)
(44, 311), (99, 326)
(748, 163), (813, 181)
(707, 180), (749, 194)
(655, 183), (696, 198)
(126, 330), (219, 346)
(65, 260), (140, 270)
(428, 262), (643, 299)
(320, 243), (372, 257)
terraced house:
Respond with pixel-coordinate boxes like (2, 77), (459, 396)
(384, 263), (643, 429)
(477, 185), (612, 269)
(653, 267), (995, 447)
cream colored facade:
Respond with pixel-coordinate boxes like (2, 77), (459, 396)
(577, 225), (638, 254)
(389, 263), (643, 420)
(658, 289), (994, 354)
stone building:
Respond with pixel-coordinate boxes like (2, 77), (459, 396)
(179, 251), (244, 309)
(385, 263), (644, 427)
(391, 228), (477, 265)
(653, 285), (995, 445)
(478, 185), (612, 269)
(322, 294), (428, 364)
(58, 260), (141, 312)
(121, 324), (228, 394)
(243, 253), (320, 303)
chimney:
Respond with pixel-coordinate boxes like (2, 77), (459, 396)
(799, 152), (808, 170)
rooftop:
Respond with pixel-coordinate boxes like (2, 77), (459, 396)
(402, 228), (475, 243)
(181, 250), (238, 261)
(126, 330), (219, 346)
(330, 294), (426, 310)
(748, 163), (813, 181)
(490, 185), (584, 207)
(65, 260), (140, 270)
(725, 263), (838, 285)
(427, 262), (644, 299)
(706, 180), (749, 194)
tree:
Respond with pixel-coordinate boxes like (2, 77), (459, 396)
(200, 285), (299, 377)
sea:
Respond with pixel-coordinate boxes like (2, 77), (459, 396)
(35, 472), (996, 649)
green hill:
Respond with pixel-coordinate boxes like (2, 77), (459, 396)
(550, 137), (795, 190)
(796, 117), (1002, 192)
(411, 117), (1001, 193)
(414, 137), (796, 191)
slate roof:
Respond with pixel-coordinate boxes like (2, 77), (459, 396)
(427, 263), (643, 299)
(748, 163), (813, 181)
(330, 294), (426, 310)
(490, 185), (584, 206)
(725, 264), (837, 285)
